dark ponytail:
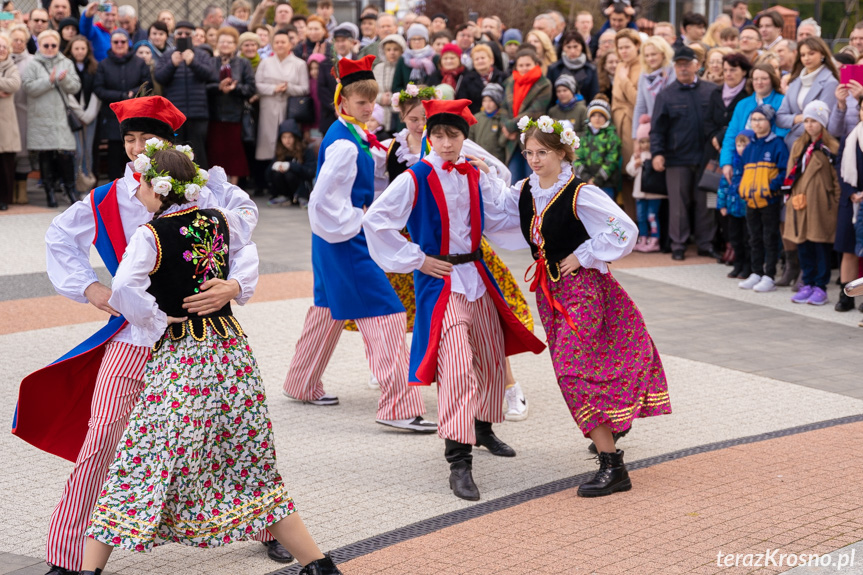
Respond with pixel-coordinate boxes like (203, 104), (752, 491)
(148, 149), (198, 217)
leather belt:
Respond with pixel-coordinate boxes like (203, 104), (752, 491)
(429, 248), (483, 265)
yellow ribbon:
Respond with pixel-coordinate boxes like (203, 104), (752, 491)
(333, 83), (367, 131)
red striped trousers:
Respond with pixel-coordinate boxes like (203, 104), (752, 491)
(436, 292), (506, 445)
(283, 306), (426, 420)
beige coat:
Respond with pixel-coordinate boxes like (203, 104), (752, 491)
(254, 53), (309, 160)
(783, 133), (841, 244)
(611, 60), (641, 169)
(21, 52), (80, 151)
(0, 57), (21, 154)
(11, 51), (31, 159)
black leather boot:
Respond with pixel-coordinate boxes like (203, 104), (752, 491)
(45, 567), (80, 575)
(262, 540), (294, 563)
(775, 250), (799, 287)
(64, 185), (79, 205)
(445, 439), (479, 500)
(835, 284), (855, 312)
(474, 419), (515, 457)
(587, 427), (630, 454)
(299, 553), (342, 574)
(45, 186), (58, 208)
(577, 449), (632, 498)
(449, 461), (480, 500)
(78, 570), (102, 575)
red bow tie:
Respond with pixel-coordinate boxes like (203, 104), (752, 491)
(442, 161), (473, 175)
(364, 130), (388, 152)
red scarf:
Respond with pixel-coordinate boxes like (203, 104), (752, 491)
(440, 65), (465, 89)
(512, 65), (542, 116)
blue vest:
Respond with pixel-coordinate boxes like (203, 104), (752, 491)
(310, 120), (403, 320)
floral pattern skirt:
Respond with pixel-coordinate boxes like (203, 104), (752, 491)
(537, 267), (671, 437)
(345, 236), (534, 333)
(86, 332), (295, 552)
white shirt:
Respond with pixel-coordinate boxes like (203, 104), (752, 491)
(496, 163), (638, 274)
(307, 118), (388, 243)
(107, 204), (252, 348)
(45, 163), (260, 346)
(363, 150), (524, 302)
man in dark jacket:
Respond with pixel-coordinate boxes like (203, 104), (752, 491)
(154, 20), (218, 168)
(94, 28), (153, 178)
(650, 46), (720, 260)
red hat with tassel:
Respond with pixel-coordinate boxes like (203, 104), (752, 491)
(422, 99), (477, 138)
(336, 54), (377, 86)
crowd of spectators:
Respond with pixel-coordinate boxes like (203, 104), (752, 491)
(2, 0), (863, 313)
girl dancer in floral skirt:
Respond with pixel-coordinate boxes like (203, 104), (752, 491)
(510, 116), (672, 497)
(78, 144), (341, 575)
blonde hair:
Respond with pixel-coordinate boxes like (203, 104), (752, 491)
(615, 28), (642, 50)
(230, 0), (251, 15)
(525, 29), (557, 70)
(37, 29), (61, 45)
(341, 78), (379, 101)
(639, 36), (673, 72)
(704, 14), (731, 48)
(471, 43), (493, 63)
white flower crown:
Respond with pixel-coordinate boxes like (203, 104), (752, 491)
(133, 138), (209, 202)
(517, 115), (580, 151)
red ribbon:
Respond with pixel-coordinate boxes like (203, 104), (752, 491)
(441, 160), (473, 176)
(365, 130), (389, 152)
(525, 258), (577, 332)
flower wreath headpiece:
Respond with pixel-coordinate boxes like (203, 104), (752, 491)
(390, 82), (442, 110)
(133, 138), (210, 202)
(517, 115), (580, 151)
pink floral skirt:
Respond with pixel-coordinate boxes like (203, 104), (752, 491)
(536, 267), (671, 437)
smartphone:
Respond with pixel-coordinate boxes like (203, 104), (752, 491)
(97, 2), (112, 12)
(840, 64), (863, 86)
(175, 37), (192, 52)
(0, 11), (14, 20)
(468, 11), (478, 23)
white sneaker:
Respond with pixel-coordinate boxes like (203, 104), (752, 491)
(283, 390), (340, 405)
(738, 273), (762, 290)
(752, 276), (776, 292)
(376, 416), (438, 433)
(368, 372), (380, 389)
(504, 382), (529, 422)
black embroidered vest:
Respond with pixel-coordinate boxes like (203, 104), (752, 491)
(145, 207), (243, 346)
(519, 175), (591, 281)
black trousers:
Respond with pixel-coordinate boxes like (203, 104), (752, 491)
(727, 215), (750, 271)
(746, 202), (782, 279)
(175, 119), (209, 169)
(107, 140), (127, 181)
(38, 150), (75, 192)
(269, 168), (310, 201)
(0, 152), (15, 205)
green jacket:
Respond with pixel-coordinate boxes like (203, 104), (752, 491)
(548, 100), (588, 138)
(501, 75), (552, 158)
(574, 124), (621, 188)
(469, 110), (509, 165)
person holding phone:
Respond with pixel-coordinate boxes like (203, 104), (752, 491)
(154, 20), (218, 169)
(79, 1), (117, 61)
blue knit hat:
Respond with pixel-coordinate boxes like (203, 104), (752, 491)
(502, 29), (522, 46)
(751, 104), (776, 126)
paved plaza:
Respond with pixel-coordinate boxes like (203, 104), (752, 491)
(1, 190), (862, 575)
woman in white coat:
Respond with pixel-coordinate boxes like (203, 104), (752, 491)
(9, 25), (32, 204)
(254, 28), (309, 164)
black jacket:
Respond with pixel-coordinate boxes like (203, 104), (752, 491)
(317, 57), (338, 136)
(455, 68), (506, 114)
(207, 56), (256, 123)
(94, 51), (153, 140)
(650, 78), (720, 167)
(547, 60), (599, 104)
(702, 83), (751, 165)
(72, 63), (97, 108)
(154, 47), (218, 120)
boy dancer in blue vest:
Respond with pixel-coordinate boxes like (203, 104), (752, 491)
(364, 99), (546, 500)
(15, 97), (292, 575)
(282, 55), (436, 434)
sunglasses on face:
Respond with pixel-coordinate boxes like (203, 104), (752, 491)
(41, 43), (58, 48)
(32, 18), (48, 23)
(112, 39), (126, 44)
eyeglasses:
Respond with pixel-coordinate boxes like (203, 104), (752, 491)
(175, 31), (191, 37)
(41, 43), (58, 48)
(112, 39), (126, 44)
(32, 18), (48, 23)
(522, 149), (550, 160)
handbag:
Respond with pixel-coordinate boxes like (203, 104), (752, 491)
(39, 61), (82, 132)
(242, 101), (257, 143)
(791, 193), (807, 210)
(697, 159), (723, 192)
(640, 161), (667, 196)
(286, 95), (314, 122)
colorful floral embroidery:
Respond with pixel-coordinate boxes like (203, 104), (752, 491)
(606, 216), (628, 245)
(180, 213), (229, 292)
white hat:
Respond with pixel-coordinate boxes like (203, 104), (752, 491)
(803, 100), (830, 128)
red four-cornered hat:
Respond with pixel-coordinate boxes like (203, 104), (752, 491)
(110, 96), (187, 141)
(337, 54), (376, 86)
(423, 99), (477, 137)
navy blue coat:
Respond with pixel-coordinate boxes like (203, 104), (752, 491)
(93, 51), (153, 141)
(154, 47), (218, 120)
